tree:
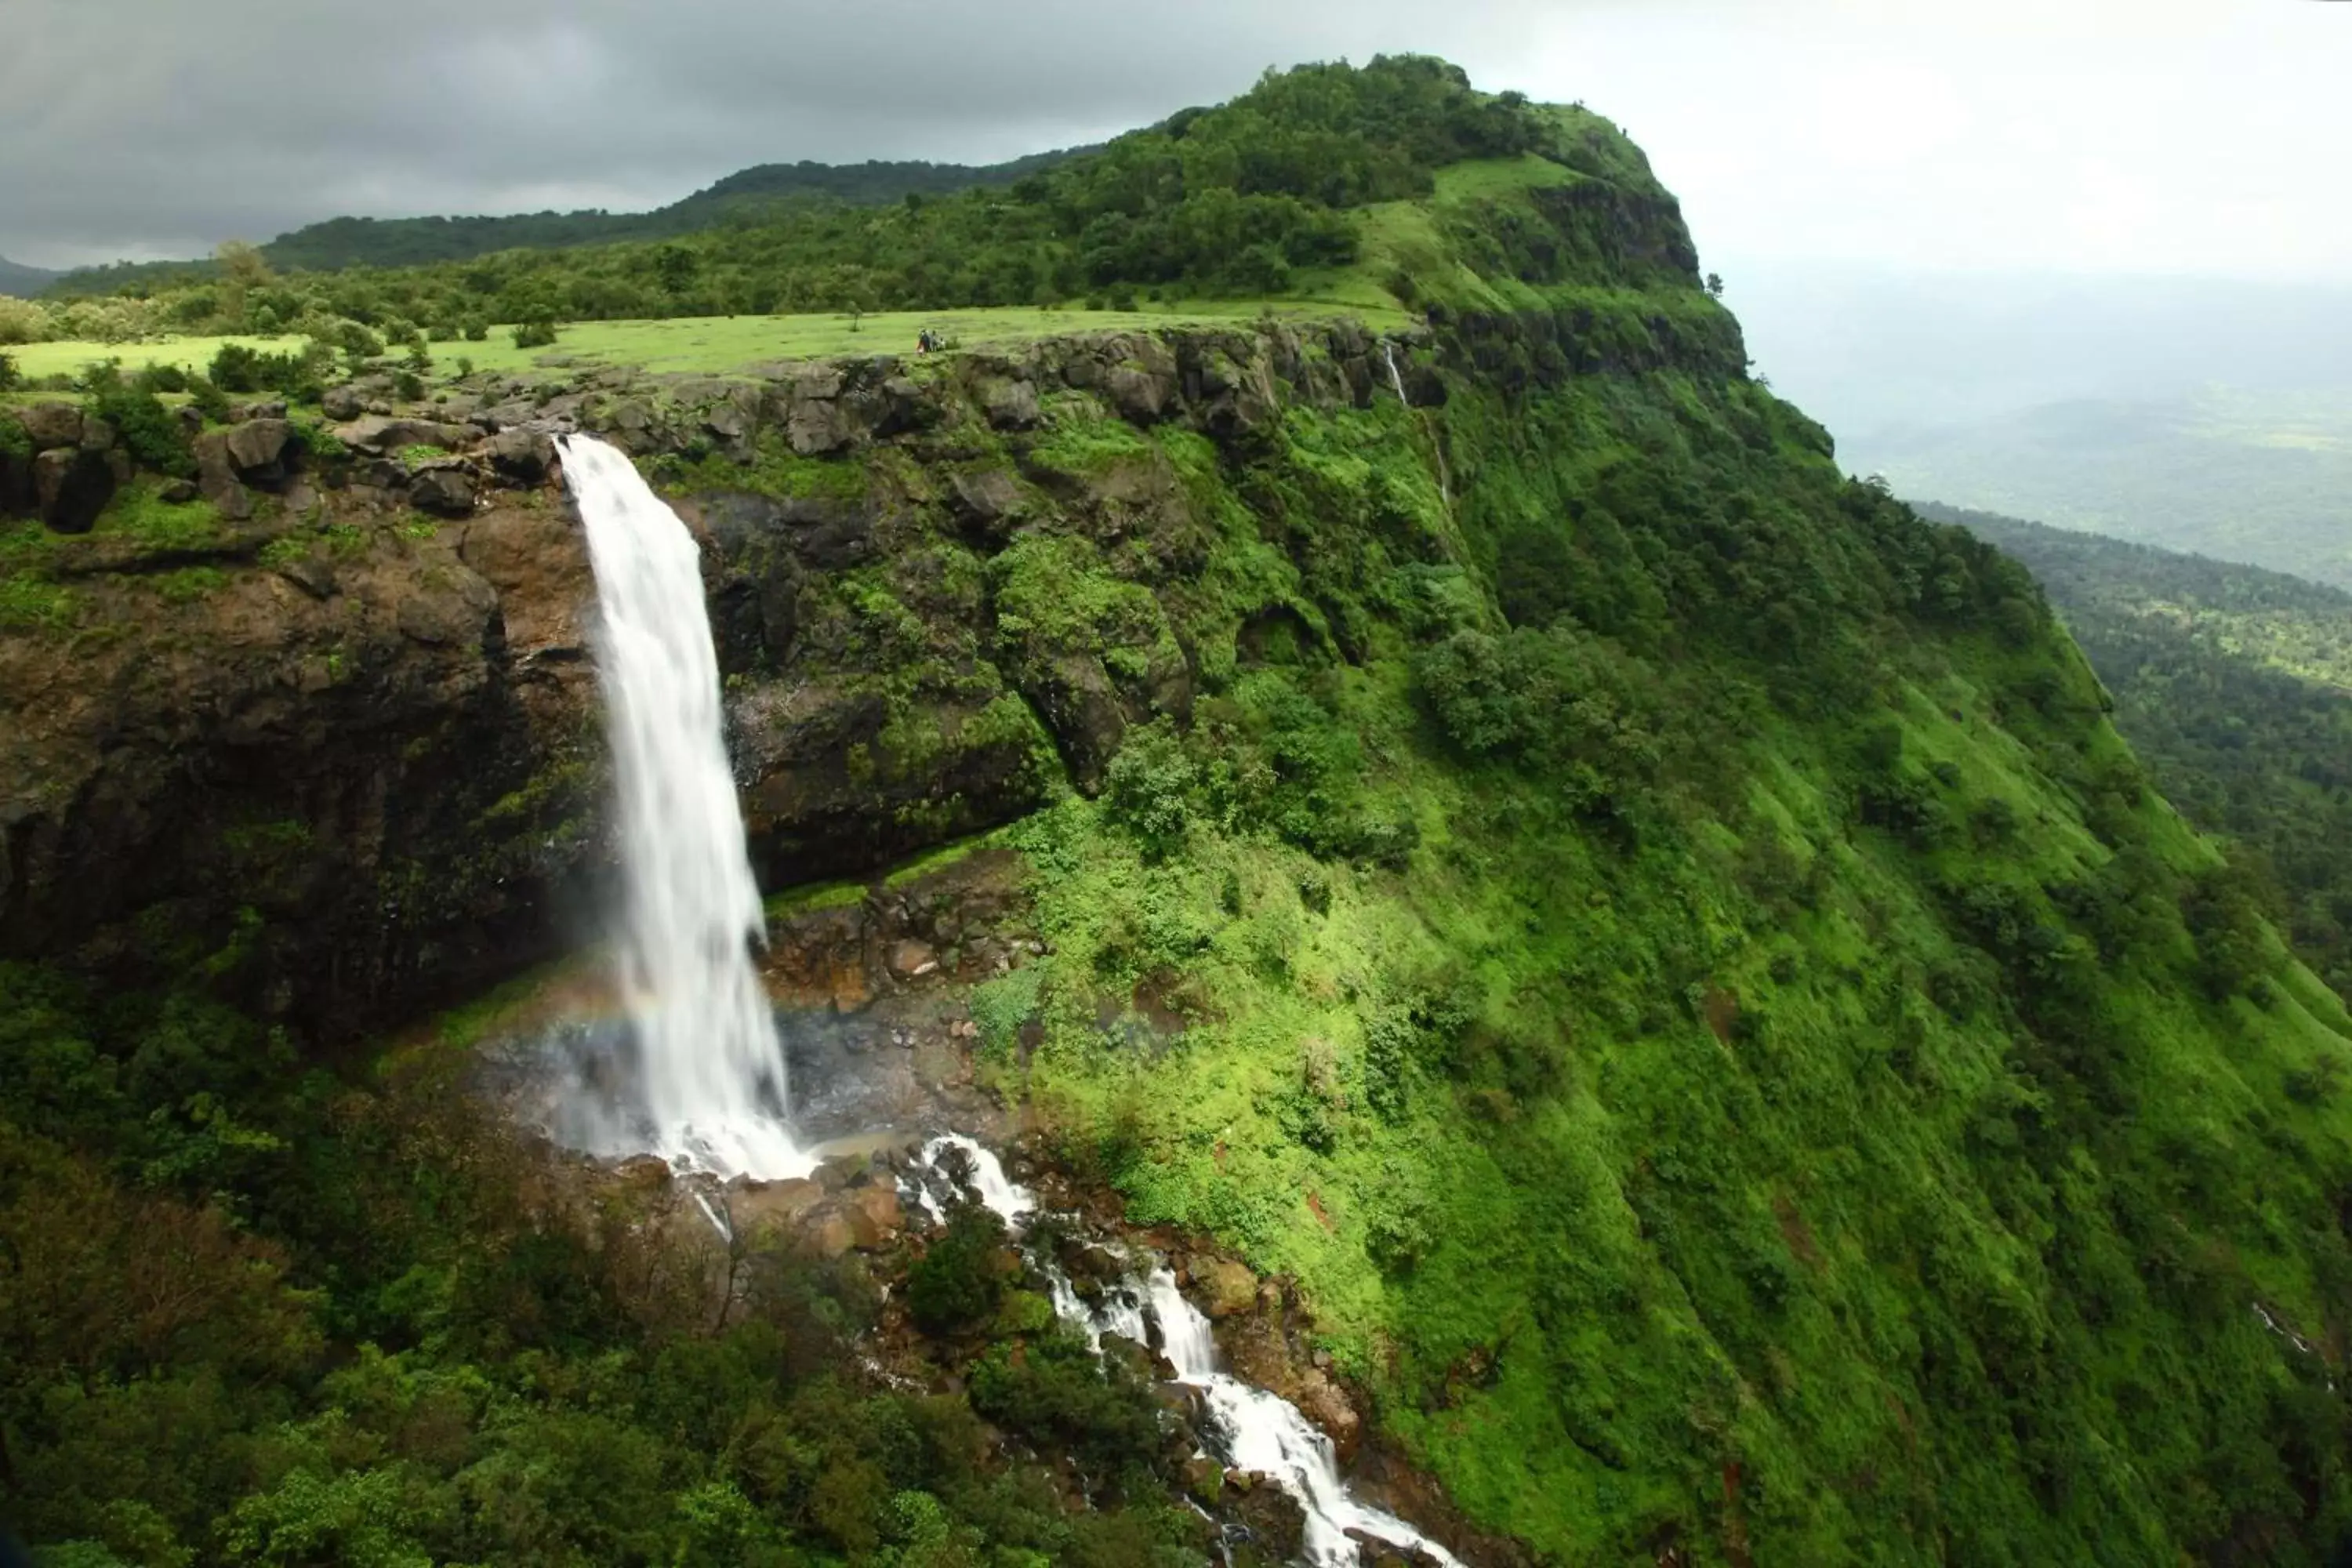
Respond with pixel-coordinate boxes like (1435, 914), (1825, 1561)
(215, 240), (274, 328)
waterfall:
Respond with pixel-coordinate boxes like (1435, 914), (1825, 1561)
(1384, 343), (1451, 514)
(909, 1136), (1464, 1568)
(561, 434), (812, 1180)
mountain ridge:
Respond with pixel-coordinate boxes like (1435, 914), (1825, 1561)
(0, 254), (60, 297)
(38, 144), (1103, 293)
(4, 55), (2352, 1566)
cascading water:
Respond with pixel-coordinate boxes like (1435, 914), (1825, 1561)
(909, 1136), (1464, 1568)
(1384, 342), (1451, 515)
(560, 433), (813, 1180)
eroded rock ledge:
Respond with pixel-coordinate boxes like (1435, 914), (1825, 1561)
(1, 317), (1446, 1039)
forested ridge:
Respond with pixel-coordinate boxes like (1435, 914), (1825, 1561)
(9, 57), (1590, 347)
(1933, 501), (2352, 1004)
(4, 56), (2352, 1568)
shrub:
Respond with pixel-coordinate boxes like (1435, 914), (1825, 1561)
(968, 1325), (1163, 1476)
(0, 350), (16, 392)
(209, 341), (325, 400)
(511, 316), (558, 349)
(905, 1203), (1006, 1333)
(82, 362), (194, 477)
(186, 375), (232, 423)
(1102, 724), (1196, 861)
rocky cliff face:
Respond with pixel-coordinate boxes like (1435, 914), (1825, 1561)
(0, 316), (1454, 1040)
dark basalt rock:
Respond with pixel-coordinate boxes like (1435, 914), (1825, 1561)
(223, 418), (293, 488)
(18, 402), (82, 452)
(191, 430), (254, 520)
(410, 466), (477, 517)
(34, 447), (114, 534)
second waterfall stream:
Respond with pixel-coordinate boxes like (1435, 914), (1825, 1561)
(561, 433), (813, 1179)
(912, 1138), (1466, 1568)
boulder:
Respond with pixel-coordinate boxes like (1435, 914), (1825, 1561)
(1197, 1258), (1258, 1318)
(983, 378), (1040, 430)
(223, 418), (292, 484)
(0, 441), (32, 517)
(784, 397), (853, 456)
(614, 1155), (673, 1193)
(19, 404), (82, 452)
(482, 428), (554, 485)
(158, 479), (198, 504)
(34, 448), (115, 534)
(321, 384), (365, 421)
(728, 1177), (823, 1239)
(232, 399), (289, 423)
(340, 415), (472, 456)
(409, 466), (477, 517)
(1292, 1368), (1363, 1463)
(1105, 364), (1174, 424)
(876, 376), (934, 436)
(795, 1203), (858, 1260)
(1227, 1479), (1305, 1563)
(191, 431), (255, 521)
(78, 416), (115, 452)
(887, 939), (938, 980)
(947, 468), (1025, 535)
(844, 1184), (903, 1248)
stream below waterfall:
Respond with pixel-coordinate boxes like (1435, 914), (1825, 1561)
(908, 1138), (1466, 1568)
(547, 435), (1464, 1564)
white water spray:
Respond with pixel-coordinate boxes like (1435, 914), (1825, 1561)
(561, 434), (813, 1180)
(1383, 341), (1410, 405)
(909, 1135), (1462, 1567)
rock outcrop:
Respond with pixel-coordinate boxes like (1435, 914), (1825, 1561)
(1, 316), (1438, 1040)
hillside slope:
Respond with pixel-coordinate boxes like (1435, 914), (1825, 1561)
(4, 58), (2352, 1568)
(1935, 502), (2352, 1002)
(0, 256), (59, 298)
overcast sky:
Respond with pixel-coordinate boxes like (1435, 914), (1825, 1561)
(2, 0), (2345, 284)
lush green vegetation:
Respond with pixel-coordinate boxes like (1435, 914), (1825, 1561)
(9, 51), (2352, 1568)
(45, 149), (1098, 288)
(1936, 503), (2352, 1004)
(917, 357), (2352, 1563)
(0, 967), (1233, 1568)
(11, 57), (1627, 353)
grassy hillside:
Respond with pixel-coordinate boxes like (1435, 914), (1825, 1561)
(1935, 502), (2352, 1003)
(6, 56), (2352, 1568)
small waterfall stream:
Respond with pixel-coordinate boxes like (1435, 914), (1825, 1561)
(561, 434), (813, 1180)
(1384, 342), (1450, 515)
(911, 1137), (1465, 1568)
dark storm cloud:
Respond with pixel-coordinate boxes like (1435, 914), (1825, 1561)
(0, 0), (1541, 266)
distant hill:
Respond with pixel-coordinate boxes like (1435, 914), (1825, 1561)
(0, 256), (60, 297)
(1933, 500), (2352, 996)
(47, 147), (1095, 291)
(1850, 388), (2352, 589)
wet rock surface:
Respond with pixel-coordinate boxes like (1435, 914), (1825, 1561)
(1, 317), (1428, 1043)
